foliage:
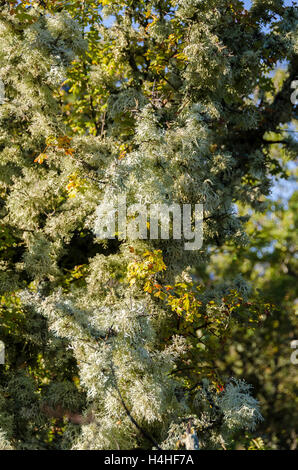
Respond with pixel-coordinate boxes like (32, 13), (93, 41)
(198, 190), (298, 449)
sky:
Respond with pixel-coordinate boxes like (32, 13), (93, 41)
(244, 0), (296, 7)
(242, 0), (297, 202)
(102, 1), (297, 27)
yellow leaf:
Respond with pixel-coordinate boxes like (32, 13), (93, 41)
(34, 153), (48, 164)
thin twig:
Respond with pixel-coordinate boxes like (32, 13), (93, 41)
(110, 362), (162, 450)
